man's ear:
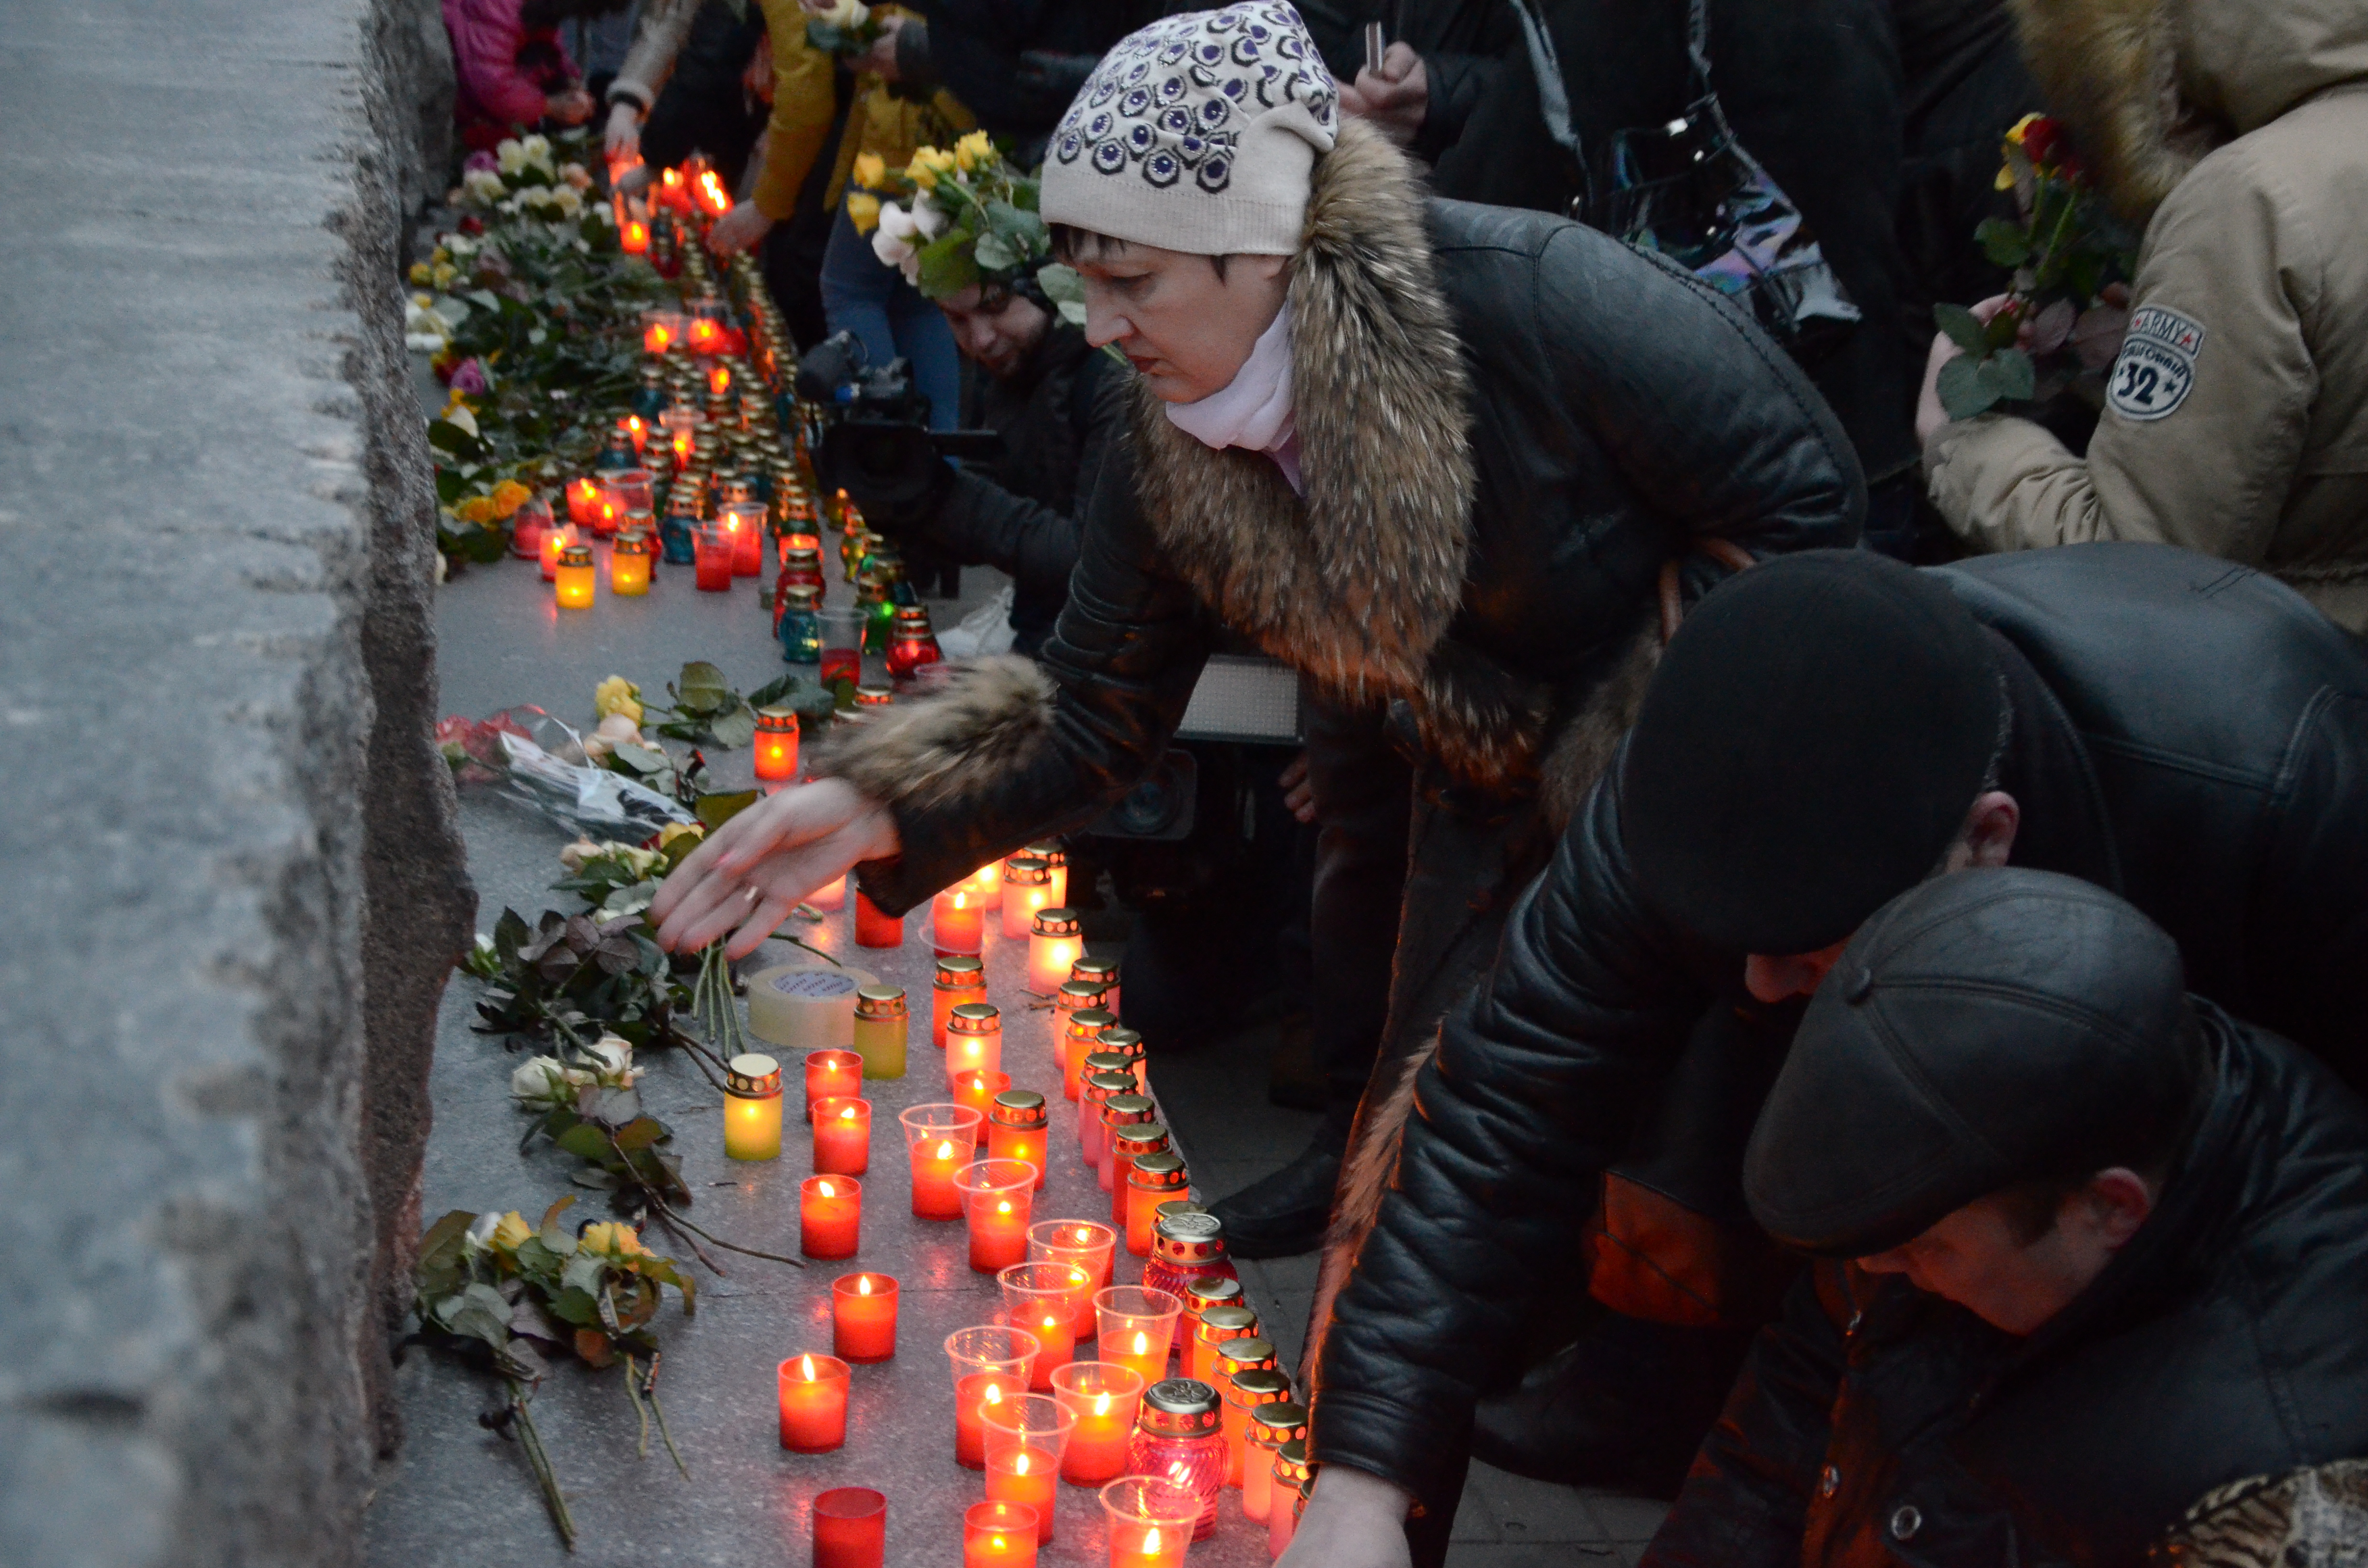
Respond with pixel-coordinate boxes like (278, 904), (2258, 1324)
(2082, 1167), (2155, 1250)
(1963, 791), (2020, 868)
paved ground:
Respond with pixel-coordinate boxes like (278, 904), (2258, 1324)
(370, 450), (1666, 1561)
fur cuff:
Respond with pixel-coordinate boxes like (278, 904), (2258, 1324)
(813, 656), (1058, 816)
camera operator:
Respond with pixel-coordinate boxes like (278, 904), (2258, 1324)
(825, 255), (1122, 656)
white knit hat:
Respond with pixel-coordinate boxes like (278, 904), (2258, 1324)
(1040, 2), (1338, 257)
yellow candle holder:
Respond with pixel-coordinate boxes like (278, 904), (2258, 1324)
(609, 527), (654, 596)
(554, 541), (596, 609)
(723, 1053), (784, 1160)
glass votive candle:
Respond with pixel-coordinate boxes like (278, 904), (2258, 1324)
(934, 955), (987, 1049)
(819, 603), (864, 687)
(804, 1049), (863, 1123)
(691, 519), (734, 590)
(1099, 1476), (1199, 1568)
(1072, 956), (1120, 1021)
(854, 888), (902, 948)
(1052, 1360), (1145, 1486)
(538, 519), (576, 581)
(982, 1393), (1077, 1545)
(955, 1159), (1036, 1274)
(962, 858), (1004, 912)
(812, 1095), (871, 1175)
(1095, 1286), (1184, 1389)
(987, 1092), (1050, 1190)
(510, 493), (553, 560)
(932, 884), (986, 956)
(1028, 914), (1080, 996)
(752, 705), (799, 782)
(778, 1352), (851, 1451)
(1023, 840), (1068, 908)
(1221, 1364), (1290, 1489)
(830, 1272), (899, 1363)
(609, 526), (655, 596)
(851, 985), (907, 1080)
(901, 1103), (982, 1219)
(1109, 1124), (1172, 1226)
(1062, 1008), (1116, 1103)
(963, 1500), (1038, 1568)
(998, 1261), (1087, 1388)
(948, 1324), (1038, 1470)
(1000, 856), (1052, 940)
(1271, 1439), (1313, 1560)
(607, 466), (654, 514)
(812, 1485), (885, 1568)
(1186, 1303), (1258, 1388)
(1126, 1153), (1191, 1257)
(953, 1070), (1011, 1145)
(1030, 1219), (1116, 1328)
(801, 1175), (861, 1260)
(641, 308), (688, 355)
(554, 541), (595, 609)
(566, 474), (605, 527)
(1145, 1210), (1232, 1301)
(946, 1003), (1003, 1087)
(1099, 1095), (1158, 1191)
(1243, 1399), (1309, 1523)
(1079, 1071), (1133, 1166)
(721, 499), (767, 576)
(722, 1053), (783, 1161)
(1126, 1380), (1226, 1541)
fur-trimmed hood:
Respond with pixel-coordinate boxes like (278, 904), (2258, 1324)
(2010, 0), (2368, 222)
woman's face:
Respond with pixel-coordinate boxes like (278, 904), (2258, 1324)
(1072, 241), (1289, 403)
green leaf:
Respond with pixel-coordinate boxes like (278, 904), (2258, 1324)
(974, 231), (1019, 272)
(570, 1167), (621, 1190)
(916, 226), (979, 300)
(1978, 346), (2037, 404)
(609, 742), (670, 775)
(554, 1122), (611, 1162)
(695, 789), (760, 831)
(1975, 218), (2031, 269)
(1933, 302), (1992, 357)
(613, 1115), (670, 1154)
(434, 468), (467, 505)
(416, 1210), (477, 1271)
(706, 699), (758, 750)
(1936, 355), (2003, 419)
(674, 660), (731, 715)
(548, 1284), (604, 1326)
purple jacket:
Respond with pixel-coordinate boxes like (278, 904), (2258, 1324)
(443, 0), (575, 133)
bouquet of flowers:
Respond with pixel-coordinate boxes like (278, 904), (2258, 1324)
(1934, 113), (2141, 420)
(804, 0), (882, 57)
(851, 135), (1084, 319)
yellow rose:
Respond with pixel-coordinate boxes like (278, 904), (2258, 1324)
(905, 157), (937, 192)
(491, 479), (532, 518)
(580, 1221), (647, 1257)
(852, 152), (887, 189)
(1995, 161), (2016, 192)
(432, 262), (458, 290)
(408, 261), (432, 285)
(594, 675), (643, 725)
(954, 130), (994, 173)
(845, 192), (881, 234)
(455, 494), (499, 524)
(655, 821), (704, 853)
(491, 1211), (533, 1250)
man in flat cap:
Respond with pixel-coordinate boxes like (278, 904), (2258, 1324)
(1290, 543), (2368, 1566)
(1645, 870), (2368, 1568)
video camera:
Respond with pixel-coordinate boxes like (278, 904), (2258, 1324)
(794, 332), (1003, 518)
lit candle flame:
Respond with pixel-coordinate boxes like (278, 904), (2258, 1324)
(997, 1200), (1012, 1216)
(935, 1139), (956, 1160)
(839, 1105), (857, 1121)
(1012, 1453), (1029, 1474)
(801, 1353), (816, 1380)
(816, 1180), (834, 1197)
(984, 1384), (1004, 1408)
(857, 1275), (873, 1296)
(1144, 1527), (1163, 1553)
(1131, 1331), (1149, 1355)
(1094, 1392), (1111, 1417)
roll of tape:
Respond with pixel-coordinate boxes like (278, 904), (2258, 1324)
(746, 962), (877, 1052)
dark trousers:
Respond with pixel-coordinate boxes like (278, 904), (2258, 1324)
(1302, 699), (1415, 1141)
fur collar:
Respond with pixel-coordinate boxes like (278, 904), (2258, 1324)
(1127, 118), (1537, 784)
(2007, 0), (2229, 223)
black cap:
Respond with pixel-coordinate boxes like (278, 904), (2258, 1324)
(1744, 869), (2199, 1257)
(1620, 551), (2003, 956)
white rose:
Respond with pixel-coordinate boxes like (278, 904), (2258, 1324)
(511, 1055), (570, 1103)
(496, 139), (528, 175)
(445, 233), (479, 257)
(911, 194), (949, 240)
(462, 168), (506, 204)
(871, 202), (918, 268)
(582, 1035), (635, 1078)
(558, 837), (602, 872)
(465, 1212), (502, 1249)
(520, 134), (554, 168)
(594, 712), (641, 744)
(549, 186), (583, 218)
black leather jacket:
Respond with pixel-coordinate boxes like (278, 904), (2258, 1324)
(853, 191), (1863, 914)
(1648, 1009), (2368, 1568)
(1310, 543), (2368, 1506)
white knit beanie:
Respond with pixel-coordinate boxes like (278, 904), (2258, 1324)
(1040, 2), (1339, 257)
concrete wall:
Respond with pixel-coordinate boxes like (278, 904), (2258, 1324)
(0, 2), (469, 1564)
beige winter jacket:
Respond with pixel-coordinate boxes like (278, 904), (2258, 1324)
(605, 0), (703, 113)
(1925, 0), (2368, 632)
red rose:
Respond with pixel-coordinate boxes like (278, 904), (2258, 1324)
(2021, 116), (2062, 167)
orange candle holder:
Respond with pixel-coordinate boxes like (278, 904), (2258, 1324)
(608, 527), (654, 596)
(998, 1262), (1088, 1389)
(1000, 856), (1052, 940)
(946, 1003), (1003, 1088)
(1061, 1007), (1116, 1103)
(804, 1050), (863, 1123)
(1094, 1286), (1184, 1391)
(1078, 1070), (1134, 1167)
(831, 1272), (899, 1363)
(1098, 1477), (1197, 1568)
(1125, 1153), (1190, 1258)
(801, 1175), (861, 1260)
(1051, 1361), (1145, 1486)
(1023, 840), (1069, 909)
(1024, 908), (1083, 996)
(1071, 956), (1120, 1023)
(1220, 1361), (1289, 1489)
(934, 955), (988, 1050)
(955, 1159), (1036, 1274)
(777, 1352), (851, 1451)
(1109, 1123), (1173, 1227)
(1051, 982), (1105, 1079)
(932, 886), (985, 956)
(947, 1325), (1037, 1470)
(1187, 1304), (1259, 1390)
(987, 1092), (1049, 1191)
(553, 541), (595, 609)
(952, 1070), (1011, 1147)
(1099, 1094), (1159, 1192)
(1243, 1399), (1309, 1524)
(812, 1095), (871, 1175)
(752, 705), (799, 782)
(962, 859), (1004, 913)
(962, 1500), (1039, 1568)
(1029, 1220), (1116, 1332)
(854, 889), (902, 948)
(812, 1486), (885, 1568)
(900, 1102), (982, 1218)
(982, 1394), (1076, 1546)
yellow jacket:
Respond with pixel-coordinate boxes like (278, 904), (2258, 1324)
(753, 4), (972, 221)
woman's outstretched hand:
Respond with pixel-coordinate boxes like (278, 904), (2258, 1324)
(649, 779), (901, 958)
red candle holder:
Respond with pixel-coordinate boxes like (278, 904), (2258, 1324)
(951, 1070), (1011, 1146)
(947, 1325), (1037, 1471)
(812, 1095), (871, 1176)
(998, 1262), (1088, 1389)
(1051, 1360), (1145, 1485)
(800, 1175), (860, 1260)
(982, 1394), (1076, 1546)
(1094, 1285), (1184, 1391)
(955, 1159), (1036, 1274)
(805, 1049), (863, 1123)
(962, 1500), (1039, 1568)
(778, 1353), (851, 1452)
(854, 889), (903, 948)
(900, 1103), (982, 1219)
(811, 1485), (884, 1568)
(831, 1273), (899, 1362)
(691, 519), (734, 591)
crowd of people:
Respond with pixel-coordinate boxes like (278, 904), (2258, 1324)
(440, 0), (2368, 1562)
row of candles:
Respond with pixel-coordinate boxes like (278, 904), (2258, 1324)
(709, 856), (1314, 1566)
